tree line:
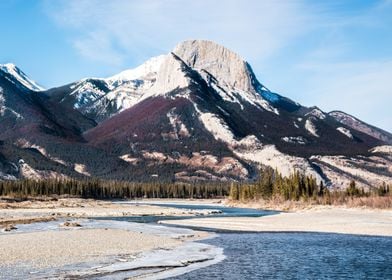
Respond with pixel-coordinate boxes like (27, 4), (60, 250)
(0, 168), (390, 202)
(229, 167), (391, 202)
(0, 178), (229, 199)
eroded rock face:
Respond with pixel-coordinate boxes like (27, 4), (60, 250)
(150, 53), (192, 95)
(173, 40), (255, 93)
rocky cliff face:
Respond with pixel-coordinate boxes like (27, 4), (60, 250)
(173, 40), (256, 93)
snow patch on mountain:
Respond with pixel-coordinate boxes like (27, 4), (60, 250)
(74, 163), (91, 177)
(236, 88), (279, 114)
(234, 137), (322, 182)
(371, 145), (392, 154)
(15, 139), (66, 165)
(19, 159), (68, 180)
(0, 92), (23, 119)
(194, 67), (278, 114)
(167, 108), (190, 139)
(199, 112), (235, 144)
(119, 154), (139, 165)
(107, 55), (166, 84)
(104, 88), (141, 111)
(306, 108), (326, 120)
(0, 63), (44, 91)
(337, 127), (353, 139)
(311, 155), (392, 188)
(64, 56), (166, 120)
(69, 80), (107, 109)
(281, 136), (307, 145)
(193, 103), (323, 181)
(305, 119), (319, 137)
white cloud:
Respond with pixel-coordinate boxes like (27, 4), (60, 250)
(45, 0), (314, 65)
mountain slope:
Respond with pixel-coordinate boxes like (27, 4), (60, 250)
(329, 111), (392, 144)
(0, 65), (102, 180)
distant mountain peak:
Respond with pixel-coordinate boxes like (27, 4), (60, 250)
(0, 63), (44, 91)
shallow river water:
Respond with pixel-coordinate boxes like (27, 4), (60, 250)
(112, 202), (392, 279)
(169, 232), (392, 279)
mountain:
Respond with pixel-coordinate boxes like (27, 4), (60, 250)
(45, 55), (166, 122)
(1, 40), (392, 189)
(0, 64), (107, 180)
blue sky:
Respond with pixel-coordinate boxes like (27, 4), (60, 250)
(1, 0), (391, 132)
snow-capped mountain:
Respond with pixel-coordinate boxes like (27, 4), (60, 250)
(45, 55), (166, 122)
(1, 40), (392, 189)
(0, 63), (44, 91)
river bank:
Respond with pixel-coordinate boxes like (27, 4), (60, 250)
(0, 197), (221, 230)
(0, 198), (224, 279)
(161, 205), (392, 236)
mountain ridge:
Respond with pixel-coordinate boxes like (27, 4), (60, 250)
(1, 40), (391, 188)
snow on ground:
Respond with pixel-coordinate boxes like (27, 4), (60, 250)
(305, 119), (319, 137)
(337, 127), (353, 139)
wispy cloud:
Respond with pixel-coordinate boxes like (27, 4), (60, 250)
(45, 0), (314, 66)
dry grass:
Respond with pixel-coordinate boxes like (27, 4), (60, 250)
(337, 196), (392, 209)
(228, 195), (392, 211)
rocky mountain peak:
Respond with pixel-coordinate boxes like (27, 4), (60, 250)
(173, 40), (255, 93)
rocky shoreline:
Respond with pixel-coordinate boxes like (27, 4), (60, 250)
(0, 199), (224, 279)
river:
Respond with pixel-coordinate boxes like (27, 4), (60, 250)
(107, 202), (392, 279)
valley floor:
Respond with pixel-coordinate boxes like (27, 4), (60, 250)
(0, 198), (391, 278)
